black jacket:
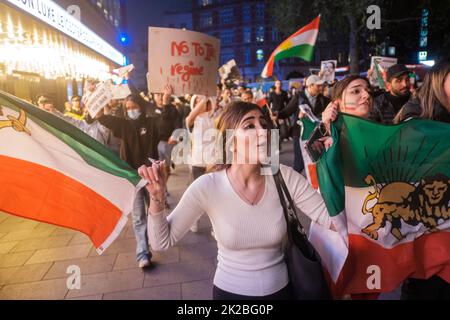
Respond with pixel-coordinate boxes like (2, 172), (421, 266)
(396, 98), (450, 124)
(98, 113), (159, 169)
(278, 91), (330, 137)
(268, 90), (289, 112)
(372, 91), (411, 124)
(154, 104), (182, 142)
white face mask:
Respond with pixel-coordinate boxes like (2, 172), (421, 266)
(127, 109), (141, 120)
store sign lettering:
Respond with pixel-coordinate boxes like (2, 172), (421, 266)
(6, 0), (125, 65)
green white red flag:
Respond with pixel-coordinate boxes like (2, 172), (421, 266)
(261, 15), (320, 78)
(0, 91), (142, 254)
(303, 115), (450, 297)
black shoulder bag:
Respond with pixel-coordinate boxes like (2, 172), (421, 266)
(273, 171), (332, 300)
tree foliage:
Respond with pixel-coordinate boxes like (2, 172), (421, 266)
(267, 0), (450, 72)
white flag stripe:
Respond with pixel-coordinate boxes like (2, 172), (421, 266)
(345, 186), (450, 249)
(0, 107), (136, 210)
(274, 29), (319, 55)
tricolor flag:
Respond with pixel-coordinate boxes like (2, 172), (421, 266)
(299, 118), (320, 190)
(261, 15), (320, 78)
(0, 91), (142, 254)
(254, 88), (268, 108)
(308, 114), (450, 297)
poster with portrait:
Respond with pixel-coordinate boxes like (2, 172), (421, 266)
(219, 59), (243, 85)
(369, 56), (398, 88)
(147, 27), (220, 96)
(320, 60), (337, 83)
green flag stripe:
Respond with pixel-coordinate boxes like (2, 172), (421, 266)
(316, 113), (450, 217)
(274, 44), (315, 63)
(300, 118), (319, 141)
(0, 91), (140, 186)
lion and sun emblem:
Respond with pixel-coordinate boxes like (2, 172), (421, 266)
(361, 173), (450, 241)
(0, 105), (31, 135)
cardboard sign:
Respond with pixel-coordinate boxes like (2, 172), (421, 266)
(85, 82), (113, 118)
(113, 64), (134, 78)
(370, 56), (398, 88)
(111, 84), (132, 100)
(320, 60), (337, 83)
(219, 59), (243, 84)
(147, 27), (220, 96)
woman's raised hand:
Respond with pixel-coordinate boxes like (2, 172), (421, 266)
(138, 162), (167, 197)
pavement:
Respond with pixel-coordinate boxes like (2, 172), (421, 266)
(0, 142), (296, 300)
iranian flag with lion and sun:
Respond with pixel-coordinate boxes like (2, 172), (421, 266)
(302, 115), (450, 297)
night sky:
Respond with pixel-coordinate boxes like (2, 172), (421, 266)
(125, 0), (191, 42)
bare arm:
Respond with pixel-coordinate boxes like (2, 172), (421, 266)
(281, 166), (331, 228)
(185, 98), (207, 129)
(138, 164), (207, 250)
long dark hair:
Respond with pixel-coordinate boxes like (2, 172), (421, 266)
(124, 94), (146, 113)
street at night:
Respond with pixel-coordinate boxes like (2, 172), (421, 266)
(0, 0), (449, 306)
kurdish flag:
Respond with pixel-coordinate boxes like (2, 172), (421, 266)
(307, 114), (450, 297)
(261, 15), (320, 78)
(0, 90), (141, 254)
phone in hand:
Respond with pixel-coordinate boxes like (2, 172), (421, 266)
(305, 123), (328, 162)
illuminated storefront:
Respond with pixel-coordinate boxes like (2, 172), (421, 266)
(0, 0), (125, 107)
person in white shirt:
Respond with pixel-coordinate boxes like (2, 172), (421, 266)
(138, 101), (333, 300)
(185, 95), (221, 233)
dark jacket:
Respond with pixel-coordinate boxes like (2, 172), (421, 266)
(372, 91), (411, 124)
(278, 91), (330, 137)
(268, 90), (289, 112)
(98, 113), (159, 169)
(396, 98), (450, 124)
(154, 104), (182, 142)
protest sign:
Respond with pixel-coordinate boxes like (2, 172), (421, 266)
(219, 59), (243, 84)
(147, 27), (220, 96)
(111, 84), (132, 100)
(113, 64), (134, 78)
(370, 56), (398, 88)
(85, 82), (113, 118)
(320, 60), (337, 83)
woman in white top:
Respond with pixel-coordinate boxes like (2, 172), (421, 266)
(138, 101), (333, 300)
(185, 95), (222, 233)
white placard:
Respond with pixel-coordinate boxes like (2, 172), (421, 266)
(218, 59), (243, 83)
(113, 64), (135, 78)
(111, 84), (132, 100)
(85, 83), (113, 118)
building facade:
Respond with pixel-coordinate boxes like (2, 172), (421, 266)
(192, 0), (321, 82)
(0, 0), (126, 108)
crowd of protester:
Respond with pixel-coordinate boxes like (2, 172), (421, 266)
(32, 58), (450, 299)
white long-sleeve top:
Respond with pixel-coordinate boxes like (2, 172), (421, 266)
(147, 164), (331, 296)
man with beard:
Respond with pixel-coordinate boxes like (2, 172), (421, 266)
(373, 64), (412, 123)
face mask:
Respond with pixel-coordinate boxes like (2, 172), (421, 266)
(127, 109), (141, 120)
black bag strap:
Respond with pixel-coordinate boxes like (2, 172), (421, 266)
(273, 171), (307, 239)
(273, 172), (293, 243)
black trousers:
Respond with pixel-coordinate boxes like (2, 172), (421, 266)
(402, 276), (450, 300)
(213, 284), (293, 300)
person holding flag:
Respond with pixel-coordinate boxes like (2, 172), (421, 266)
(307, 70), (449, 299)
(394, 58), (450, 299)
(372, 64), (412, 124)
(273, 75), (330, 174)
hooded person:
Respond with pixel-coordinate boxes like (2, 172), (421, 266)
(96, 92), (160, 269)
